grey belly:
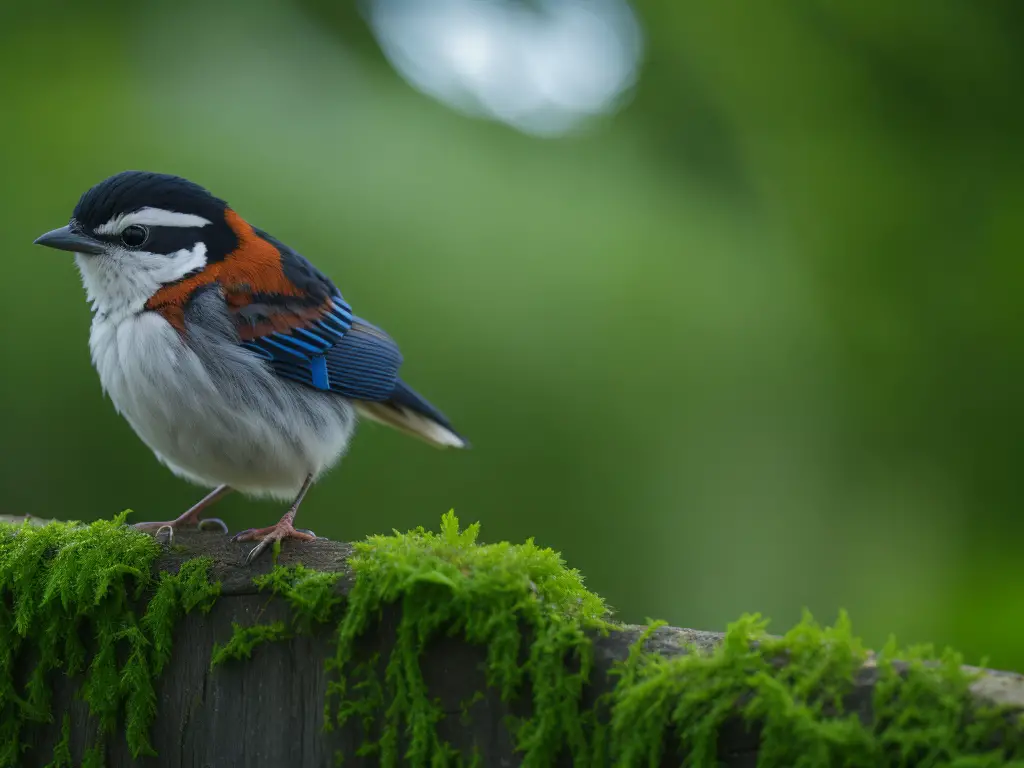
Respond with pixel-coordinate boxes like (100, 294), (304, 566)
(95, 317), (357, 499)
(124, 379), (356, 498)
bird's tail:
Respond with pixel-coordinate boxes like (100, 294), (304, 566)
(353, 379), (469, 449)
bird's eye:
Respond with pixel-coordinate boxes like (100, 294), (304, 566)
(120, 224), (149, 249)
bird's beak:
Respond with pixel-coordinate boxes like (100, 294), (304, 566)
(33, 225), (105, 255)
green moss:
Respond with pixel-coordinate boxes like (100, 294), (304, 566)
(8, 511), (1024, 766)
(607, 613), (1024, 766)
(253, 562), (343, 629)
(217, 512), (1024, 767)
(0, 512), (220, 767)
(329, 511), (608, 766)
(210, 563), (343, 667)
(211, 620), (292, 665)
(43, 715), (71, 768)
(219, 511), (609, 765)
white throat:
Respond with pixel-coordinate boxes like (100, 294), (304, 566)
(75, 242), (208, 319)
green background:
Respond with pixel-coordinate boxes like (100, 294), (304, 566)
(2, 1), (1022, 669)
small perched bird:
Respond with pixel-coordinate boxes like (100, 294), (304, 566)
(34, 171), (467, 563)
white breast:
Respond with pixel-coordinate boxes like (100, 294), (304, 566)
(88, 311), (357, 500)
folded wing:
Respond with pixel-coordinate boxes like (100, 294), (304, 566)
(223, 229), (466, 448)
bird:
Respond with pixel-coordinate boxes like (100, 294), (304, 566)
(33, 171), (468, 563)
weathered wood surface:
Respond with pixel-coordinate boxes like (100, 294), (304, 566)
(16, 529), (1024, 767)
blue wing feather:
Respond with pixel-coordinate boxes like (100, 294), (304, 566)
(233, 291), (465, 444)
(240, 294), (401, 401)
(224, 230), (429, 413)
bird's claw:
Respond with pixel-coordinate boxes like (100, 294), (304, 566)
(155, 524), (174, 546)
(243, 538), (273, 566)
(196, 517), (229, 534)
(232, 522), (316, 565)
(230, 528), (255, 543)
(133, 514), (229, 543)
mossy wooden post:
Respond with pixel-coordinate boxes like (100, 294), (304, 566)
(4, 514), (1024, 767)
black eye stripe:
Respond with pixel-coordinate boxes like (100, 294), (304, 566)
(100, 225), (205, 256)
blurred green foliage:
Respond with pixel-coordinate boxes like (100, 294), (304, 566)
(2, 0), (1023, 669)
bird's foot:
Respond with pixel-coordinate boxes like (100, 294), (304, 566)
(133, 514), (229, 545)
(231, 519), (316, 565)
(131, 485), (233, 545)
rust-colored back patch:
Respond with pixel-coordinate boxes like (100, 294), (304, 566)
(235, 300), (332, 341)
(146, 209), (306, 333)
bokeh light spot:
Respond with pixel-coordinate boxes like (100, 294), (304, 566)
(364, 0), (644, 136)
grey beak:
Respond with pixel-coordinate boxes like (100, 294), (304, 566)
(33, 225), (105, 255)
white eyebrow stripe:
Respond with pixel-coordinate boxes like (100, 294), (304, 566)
(94, 207), (212, 235)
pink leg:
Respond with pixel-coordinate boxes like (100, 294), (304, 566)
(231, 475), (316, 565)
(133, 485), (233, 542)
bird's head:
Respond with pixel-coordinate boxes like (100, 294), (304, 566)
(34, 171), (246, 315)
